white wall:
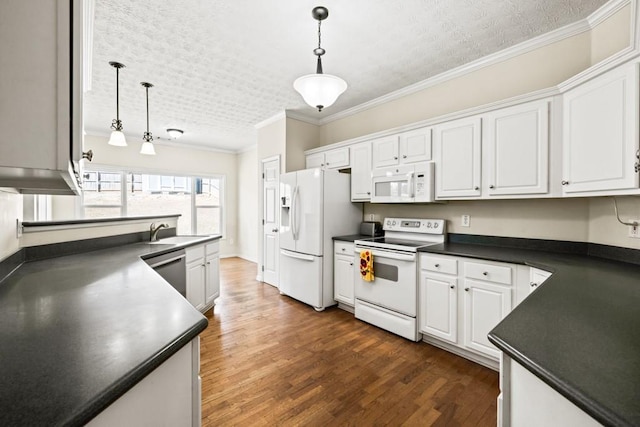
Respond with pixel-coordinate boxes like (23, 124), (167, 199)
(237, 146), (258, 262)
(0, 189), (21, 261)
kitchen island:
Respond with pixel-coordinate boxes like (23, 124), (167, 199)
(0, 235), (219, 426)
(420, 237), (640, 427)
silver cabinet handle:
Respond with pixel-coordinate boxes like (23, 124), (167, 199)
(341, 248), (346, 251)
(483, 271), (488, 276)
(434, 264), (440, 268)
(82, 150), (93, 162)
(450, 285), (455, 289)
(530, 282), (538, 287)
(562, 180), (569, 185)
(272, 228), (278, 232)
(474, 186), (479, 190)
(394, 156), (398, 160)
(465, 287), (470, 292)
(489, 185), (495, 189)
(403, 155), (407, 159)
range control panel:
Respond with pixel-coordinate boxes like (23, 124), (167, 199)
(383, 218), (446, 234)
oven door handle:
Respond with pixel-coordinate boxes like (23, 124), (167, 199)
(354, 248), (416, 262)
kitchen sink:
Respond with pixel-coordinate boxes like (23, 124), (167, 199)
(149, 236), (207, 244)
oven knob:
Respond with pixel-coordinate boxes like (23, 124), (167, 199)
(392, 221), (396, 226)
(434, 223), (439, 228)
(386, 220), (391, 226)
(426, 222), (432, 228)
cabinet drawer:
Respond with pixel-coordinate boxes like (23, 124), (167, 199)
(420, 254), (457, 275)
(205, 241), (220, 256)
(465, 261), (512, 285)
(186, 245), (205, 263)
(334, 241), (354, 255)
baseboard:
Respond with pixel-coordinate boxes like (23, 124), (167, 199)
(422, 335), (499, 371)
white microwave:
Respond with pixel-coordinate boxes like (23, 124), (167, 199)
(370, 162), (434, 203)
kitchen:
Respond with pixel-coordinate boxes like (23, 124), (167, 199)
(1, 0), (640, 426)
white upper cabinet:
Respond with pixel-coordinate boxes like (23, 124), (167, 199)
(0, 0), (85, 194)
(399, 127), (432, 164)
(372, 136), (400, 168)
(434, 116), (482, 198)
(562, 63), (639, 194)
(484, 100), (549, 196)
(306, 147), (350, 170)
(372, 127), (432, 168)
(350, 142), (372, 201)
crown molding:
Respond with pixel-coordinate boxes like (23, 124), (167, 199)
(319, 0), (632, 126)
(588, 0), (630, 27)
(283, 110), (321, 126)
(254, 111), (286, 129)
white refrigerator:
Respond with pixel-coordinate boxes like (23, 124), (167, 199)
(279, 168), (362, 310)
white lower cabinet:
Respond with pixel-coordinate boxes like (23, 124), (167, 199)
(529, 267), (552, 294)
(419, 254), (520, 365)
(186, 241), (220, 313)
(334, 241), (355, 306)
(462, 279), (512, 359)
(419, 272), (457, 344)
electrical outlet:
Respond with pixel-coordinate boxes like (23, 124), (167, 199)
(461, 215), (470, 227)
(369, 214), (375, 221)
(629, 224), (640, 238)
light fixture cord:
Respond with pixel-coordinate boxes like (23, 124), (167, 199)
(116, 67), (120, 121)
(145, 86), (149, 132)
(317, 19), (321, 50)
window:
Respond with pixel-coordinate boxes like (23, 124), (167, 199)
(82, 169), (224, 236)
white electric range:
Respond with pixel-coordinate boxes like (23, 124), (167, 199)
(353, 218), (447, 341)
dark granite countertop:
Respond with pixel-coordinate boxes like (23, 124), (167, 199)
(419, 241), (640, 427)
(0, 235), (220, 426)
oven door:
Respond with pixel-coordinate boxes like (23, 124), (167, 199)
(353, 247), (417, 317)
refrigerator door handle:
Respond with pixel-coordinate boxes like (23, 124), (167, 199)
(293, 185), (300, 241)
(281, 249), (315, 262)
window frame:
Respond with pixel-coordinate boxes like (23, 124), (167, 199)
(80, 165), (225, 237)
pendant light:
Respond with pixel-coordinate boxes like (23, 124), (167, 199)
(293, 6), (347, 112)
(140, 82), (156, 155)
(107, 61), (127, 146)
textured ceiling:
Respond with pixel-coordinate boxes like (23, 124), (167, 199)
(84, 0), (608, 152)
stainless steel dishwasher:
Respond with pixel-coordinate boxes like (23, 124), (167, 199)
(144, 249), (187, 297)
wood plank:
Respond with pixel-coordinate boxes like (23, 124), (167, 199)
(200, 257), (498, 426)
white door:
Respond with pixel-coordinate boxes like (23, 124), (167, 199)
(293, 168), (323, 256)
(434, 116), (482, 198)
(562, 63), (639, 193)
(463, 279), (512, 360)
(372, 136), (400, 168)
(419, 272), (457, 344)
(262, 156), (280, 286)
(399, 127), (432, 164)
(350, 142), (372, 201)
(485, 100), (549, 196)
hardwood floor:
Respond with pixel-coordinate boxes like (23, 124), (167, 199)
(200, 257), (498, 426)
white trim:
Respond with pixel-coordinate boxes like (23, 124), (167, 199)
(304, 87), (560, 155)
(254, 111), (286, 129)
(237, 143), (257, 154)
(284, 110), (321, 126)
(83, 0), (96, 92)
(557, 49), (638, 92)
(588, 0), (630, 28)
(318, 0), (635, 126)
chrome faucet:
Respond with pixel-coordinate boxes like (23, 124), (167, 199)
(150, 222), (169, 241)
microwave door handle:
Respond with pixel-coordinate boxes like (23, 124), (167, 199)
(408, 172), (415, 198)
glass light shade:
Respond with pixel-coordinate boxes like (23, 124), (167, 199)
(108, 130), (127, 147)
(293, 73), (347, 111)
(166, 128), (183, 139)
(140, 141), (156, 155)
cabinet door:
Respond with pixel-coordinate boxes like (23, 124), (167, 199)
(351, 142), (372, 201)
(485, 100), (549, 195)
(419, 272), (457, 344)
(529, 267), (552, 295)
(434, 117), (482, 198)
(306, 153), (325, 169)
(186, 262), (206, 311)
(324, 148), (350, 169)
(205, 254), (220, 305)
(334, 254), (355, 305)
(463, 279), (512, 360)
(399, 127), (432, 164)
(372, 136), (400, 168)
(562, 63), (639, 193)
